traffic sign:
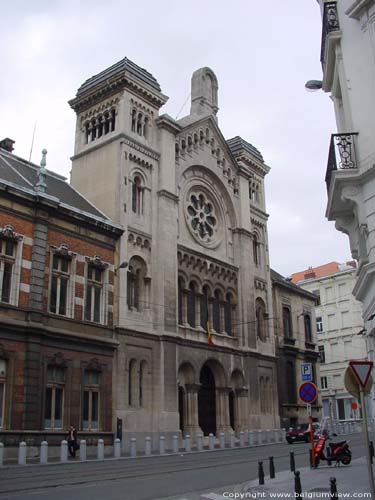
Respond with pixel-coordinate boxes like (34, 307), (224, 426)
(301, 363), (313, 382)
(344, 367), (372, 400)
(299, 382), (317, 403)
(349, 361), (373, 388)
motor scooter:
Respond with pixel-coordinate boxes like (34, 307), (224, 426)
(313, 432), (352, 467)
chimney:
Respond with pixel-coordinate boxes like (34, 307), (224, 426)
(0, 138), (15, 153)
(346, 260), (357, 269)
(304, 266), (316, 279)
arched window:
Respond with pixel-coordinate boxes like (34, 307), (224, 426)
(213, 290), (221, 332)
(131, 109), (137, 132)
(256, 297), (267, 341)
(283, 306), (293, 338)
(128, 359), (137, 407)
(200, 285), (210, 329)
(132, 176), (143, 215)
(304, 314), (312, 342)
(136, 113), (143, 135)
(178, 278), (184, 325)
(139, 361), (147, 407)
(253, 232), (261, 266)
(224, 293), (233, 336)
(127, 257), (148, 311)
(187, 282), (196, 327)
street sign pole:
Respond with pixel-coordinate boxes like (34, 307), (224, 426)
(359, 386), (375, 499)
(307, 404), (315, 468)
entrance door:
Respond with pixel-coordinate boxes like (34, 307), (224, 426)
(198, 365), (216, 435)
(178, 386), (185, 432)
(229, 390), (235, 430)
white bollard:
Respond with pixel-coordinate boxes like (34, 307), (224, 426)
(230, 431), (235, 448)
(97, 439), (104, 460)
(80, 440), (87, 461)
(197, 433), (203, 451)
(281, 428), (286, 442)
(40, 441), (48, 464)
(219, 432), (225, 449)
(274, 429), (278, 443)
(239, 431), (244, 447)
(172, 435), (179, 453)
(130, 438), (137, 458)
(266, 429), (271, 444)
(60, 440), (68, 463)
(159, 436), (165, 455)
(114, 438), (121, 459)
(258, 430), (262, 445)
(208, 433), (214, 450)
(18, 441), (27, 465)
(185, 434), (191, 452)
(145, 437), (151, 455)
(0, 442), (3, 467)
(249, 430), (254, 447)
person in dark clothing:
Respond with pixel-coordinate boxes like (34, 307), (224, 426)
(67, 425), (78, 458)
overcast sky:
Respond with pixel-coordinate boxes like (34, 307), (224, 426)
(0, 0), (351, 277)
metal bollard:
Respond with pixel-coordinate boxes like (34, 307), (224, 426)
(172, 435), (179, 453)
(60, 440), (67, 463)
(97, 438), (104, 460)
(230, 431), (235, 448)
(266, 429), (271, 444)
(258, 430), (262, 445)
(290, 451), (295, 472)
(294, 471), (302, 496)
(197, 433), (203, 451)
(219, 432), (225, 449)
(208, 433), (214, 450)
(40, 441), (48, 464)
(240, 431), (244, 447)
(0, 442), (3, 467)
(159, 436), (165, 455)
(185, 434), (191, 452)
(269, 456), (275, 478)
(130, 438), (137, 458)
(145, 437), (151, 456)
(258, 461), (265, 485)
(114, 438), (121, 459)
(330, 477), (338, 499)
(370, 441), (374, 465)
(80, 440), (87, 461)
(249, 430), (254, 447)
(18, 441), (27, 465)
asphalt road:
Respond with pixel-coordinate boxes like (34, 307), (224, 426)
(0, 433), (368, 500)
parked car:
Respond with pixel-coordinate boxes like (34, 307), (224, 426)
(286, 423), (321, 444)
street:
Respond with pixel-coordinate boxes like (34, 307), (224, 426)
(0, 433), (368, 500)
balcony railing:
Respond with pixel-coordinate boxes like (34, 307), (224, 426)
(325, 133), (359, 192)
(321, 2), (340, 63)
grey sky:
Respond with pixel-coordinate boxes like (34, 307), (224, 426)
(0, 0), (350, 277)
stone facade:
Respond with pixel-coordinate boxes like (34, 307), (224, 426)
(69, 58), (280, 445)
(0, 146), (123, 445)
(271, 270), (320, 428)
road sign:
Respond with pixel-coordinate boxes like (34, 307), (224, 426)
(344, 367), (372, 400)
(349, 360), (373, 388)
(301, 363), (313, 381)
(299, 382), (317, 403)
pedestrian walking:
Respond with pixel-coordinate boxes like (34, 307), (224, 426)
(67, 425), (78, 458)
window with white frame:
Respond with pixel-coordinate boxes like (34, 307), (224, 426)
(0, 359), (6, 428)
(319, 345), (326, 364)
(316, 316), (323, 333)
(50, 254), (71, 316)
(85, 264), (104, 323)
(0, 239), (16, 304)
(83, 369), (100, 430)
(321, 376), (328, 389)
(44, 365), (65, 429)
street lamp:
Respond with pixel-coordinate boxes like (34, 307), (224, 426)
(305, 80), (323, 92)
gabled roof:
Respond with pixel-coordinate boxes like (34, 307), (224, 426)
(0, 148), (121, 229)
(76, 57), (161, 96)
(271, 268), (317, 301)
(227, 136), (264, 163)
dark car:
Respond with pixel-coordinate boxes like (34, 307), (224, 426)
(286, 423), (321, 444)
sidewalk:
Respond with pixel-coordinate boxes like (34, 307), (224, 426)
(162, 457), (372, 500)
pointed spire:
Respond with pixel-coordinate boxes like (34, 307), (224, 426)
(35, 149), (47, 193)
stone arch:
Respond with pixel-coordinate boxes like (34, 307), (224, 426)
(255, 297), (267, 341)
(127, 255), (149, 311)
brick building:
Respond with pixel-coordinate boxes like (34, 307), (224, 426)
(0, 142), (123, 446)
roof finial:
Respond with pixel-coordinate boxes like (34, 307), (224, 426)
(35, 148), (47, 193)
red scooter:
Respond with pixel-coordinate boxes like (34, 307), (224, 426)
(313, 432), (352, 467)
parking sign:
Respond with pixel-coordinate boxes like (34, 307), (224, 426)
(301, 363), (312, 382)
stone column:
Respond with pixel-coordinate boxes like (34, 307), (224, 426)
(182, 289), (189, 326)
(216, 387), (232, 434)
(196, 293), (202, 329)
(235, 388), (249, 433)
(184, 384), (202, 436)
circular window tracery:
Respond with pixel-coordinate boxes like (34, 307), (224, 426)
(186, 193), (217, 243)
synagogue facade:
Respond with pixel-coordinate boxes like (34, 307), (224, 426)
(69, 58), (280, 444)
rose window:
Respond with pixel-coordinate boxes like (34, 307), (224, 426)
(186, 193), (217, 242)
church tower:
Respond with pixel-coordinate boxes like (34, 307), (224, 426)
(70, 58), (279, 447)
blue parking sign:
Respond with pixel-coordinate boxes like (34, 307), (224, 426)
(301, 363), (312, 381)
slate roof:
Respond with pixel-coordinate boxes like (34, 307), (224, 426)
(226, 136), (264, 163)
(76, 57), (161, 97)
(0, 148), (109, 221)
(271, 268), (317, 300)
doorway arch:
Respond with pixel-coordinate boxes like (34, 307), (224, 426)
(198, 364), (217, 435)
